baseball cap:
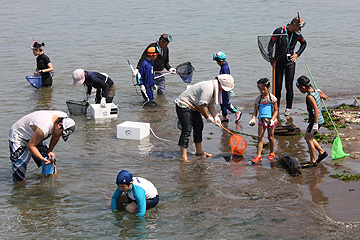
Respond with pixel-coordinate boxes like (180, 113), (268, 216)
(62, 118), (75, 142)
(147, 47), (159, 56)
(72, 69), (85, 86)
(217, 74), (234, 91)
(116, 170), (133, 185)
(213, 52), (226, 61)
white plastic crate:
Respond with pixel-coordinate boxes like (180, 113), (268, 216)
(89, 103), (118, 119)
(117, 121), (150, 140)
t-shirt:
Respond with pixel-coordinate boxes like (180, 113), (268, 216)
(9, 111), (68, 146)
(174, 80), (217, 109)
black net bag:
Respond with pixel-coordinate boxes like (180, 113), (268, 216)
(257, 34), (288, 62)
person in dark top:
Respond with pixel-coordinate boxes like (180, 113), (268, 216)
(138, 47), (159, 106)
(135, 34), (176, 95)
(31, 42), (54, 87)
(72, 69), (115, 107)
(296, 75), (328, 166)
(270, 14), (307, 116)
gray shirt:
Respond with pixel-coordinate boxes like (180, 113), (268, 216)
(174, 80), (217, 109)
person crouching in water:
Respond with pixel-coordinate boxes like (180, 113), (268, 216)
(174, 74), (235, 162)
(249, 78), (278, 163)
(137, 46), (159, 106)
(111, 170), (159, 217)
(72, 69), (115, 107)
(296, 76), (328, 166)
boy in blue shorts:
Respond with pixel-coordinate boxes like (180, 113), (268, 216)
(111, 170), (159, 217)
(213, 52), (242, 123)
(296, 76), (328, 166)
(138, 47), (159, 106)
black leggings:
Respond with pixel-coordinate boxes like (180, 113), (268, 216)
(176, 105), (203, 148)
(275, 60), (296, 110)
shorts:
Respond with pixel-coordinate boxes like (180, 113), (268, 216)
(9, 140), (48, 181)
(306, 122), (322, 134)
(127, 195), (160, 209)
(258, 118), (277, 129)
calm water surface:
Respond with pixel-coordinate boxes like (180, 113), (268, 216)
(0, 0), (359, 239)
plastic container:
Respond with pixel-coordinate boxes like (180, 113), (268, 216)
(42, 162), (55, 175)
(66, 100), (89, 115)
(89, 103), (118, 119)
(26, 75), (42, 89)
(117, 121), (150, 140)
(258, 104), (273, 119)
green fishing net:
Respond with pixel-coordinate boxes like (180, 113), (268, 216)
(331, 135), (350, 160)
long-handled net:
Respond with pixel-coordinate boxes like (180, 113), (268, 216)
(305, 64), (350, 160)
(181, 99), (247, 156)
(155, 62), (195, 83)
(257, 34), (288, 94)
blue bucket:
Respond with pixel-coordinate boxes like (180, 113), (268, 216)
(26, 75), (42, 89)
(42, 162), (55, 175)
(258, 104), (273, 119)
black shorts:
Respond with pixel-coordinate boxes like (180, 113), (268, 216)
(127, 195), (160, 209)
(306, 122), (321, 134)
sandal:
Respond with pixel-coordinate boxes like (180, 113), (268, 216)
(268, 153), (275, 160)
(317, 151), (328, 163)
(251, 156), (262, 164)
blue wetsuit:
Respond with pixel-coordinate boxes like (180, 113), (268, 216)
(84, 71), (115, 104)
(219, 62), (237, 117)
(272, 26), (307, 110)
(111, 177), (159, 217)
(138, 58), (155, 101)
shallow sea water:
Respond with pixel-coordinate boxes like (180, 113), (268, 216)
(0, 0), (359, 239)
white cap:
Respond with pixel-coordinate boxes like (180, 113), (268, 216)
(62, 118), (76, 141)
(217, 74), (234, 91)
(72, 69), (85, 86)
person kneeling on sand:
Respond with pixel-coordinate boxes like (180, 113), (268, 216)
(174, 74), (235, 162)
(111, 170), (159, 217)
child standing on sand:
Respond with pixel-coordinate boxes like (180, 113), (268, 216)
(249, 78), (278, 163)
(296, 76), (328, 166)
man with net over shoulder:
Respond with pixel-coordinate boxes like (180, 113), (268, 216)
(270, 13), (307, 117)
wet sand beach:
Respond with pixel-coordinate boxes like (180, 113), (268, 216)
(234, 94), (360, 225)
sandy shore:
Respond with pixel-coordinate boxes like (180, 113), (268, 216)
(272, 94), (360, 223)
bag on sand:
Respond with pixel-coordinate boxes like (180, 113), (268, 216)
(280, 154), (302, 177)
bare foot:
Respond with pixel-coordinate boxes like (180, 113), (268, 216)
(181, 156), (190, 163)
(195, 152), (213, 157)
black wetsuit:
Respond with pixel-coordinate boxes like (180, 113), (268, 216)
(272, 26), (307, 109)
(36, 53), (52, 87)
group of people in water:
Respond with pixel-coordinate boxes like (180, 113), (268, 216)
(8, 14), (329, 217)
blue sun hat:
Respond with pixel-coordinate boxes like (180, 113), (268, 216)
(213, 52), (226, 61)
(116, 170), (133, 185)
